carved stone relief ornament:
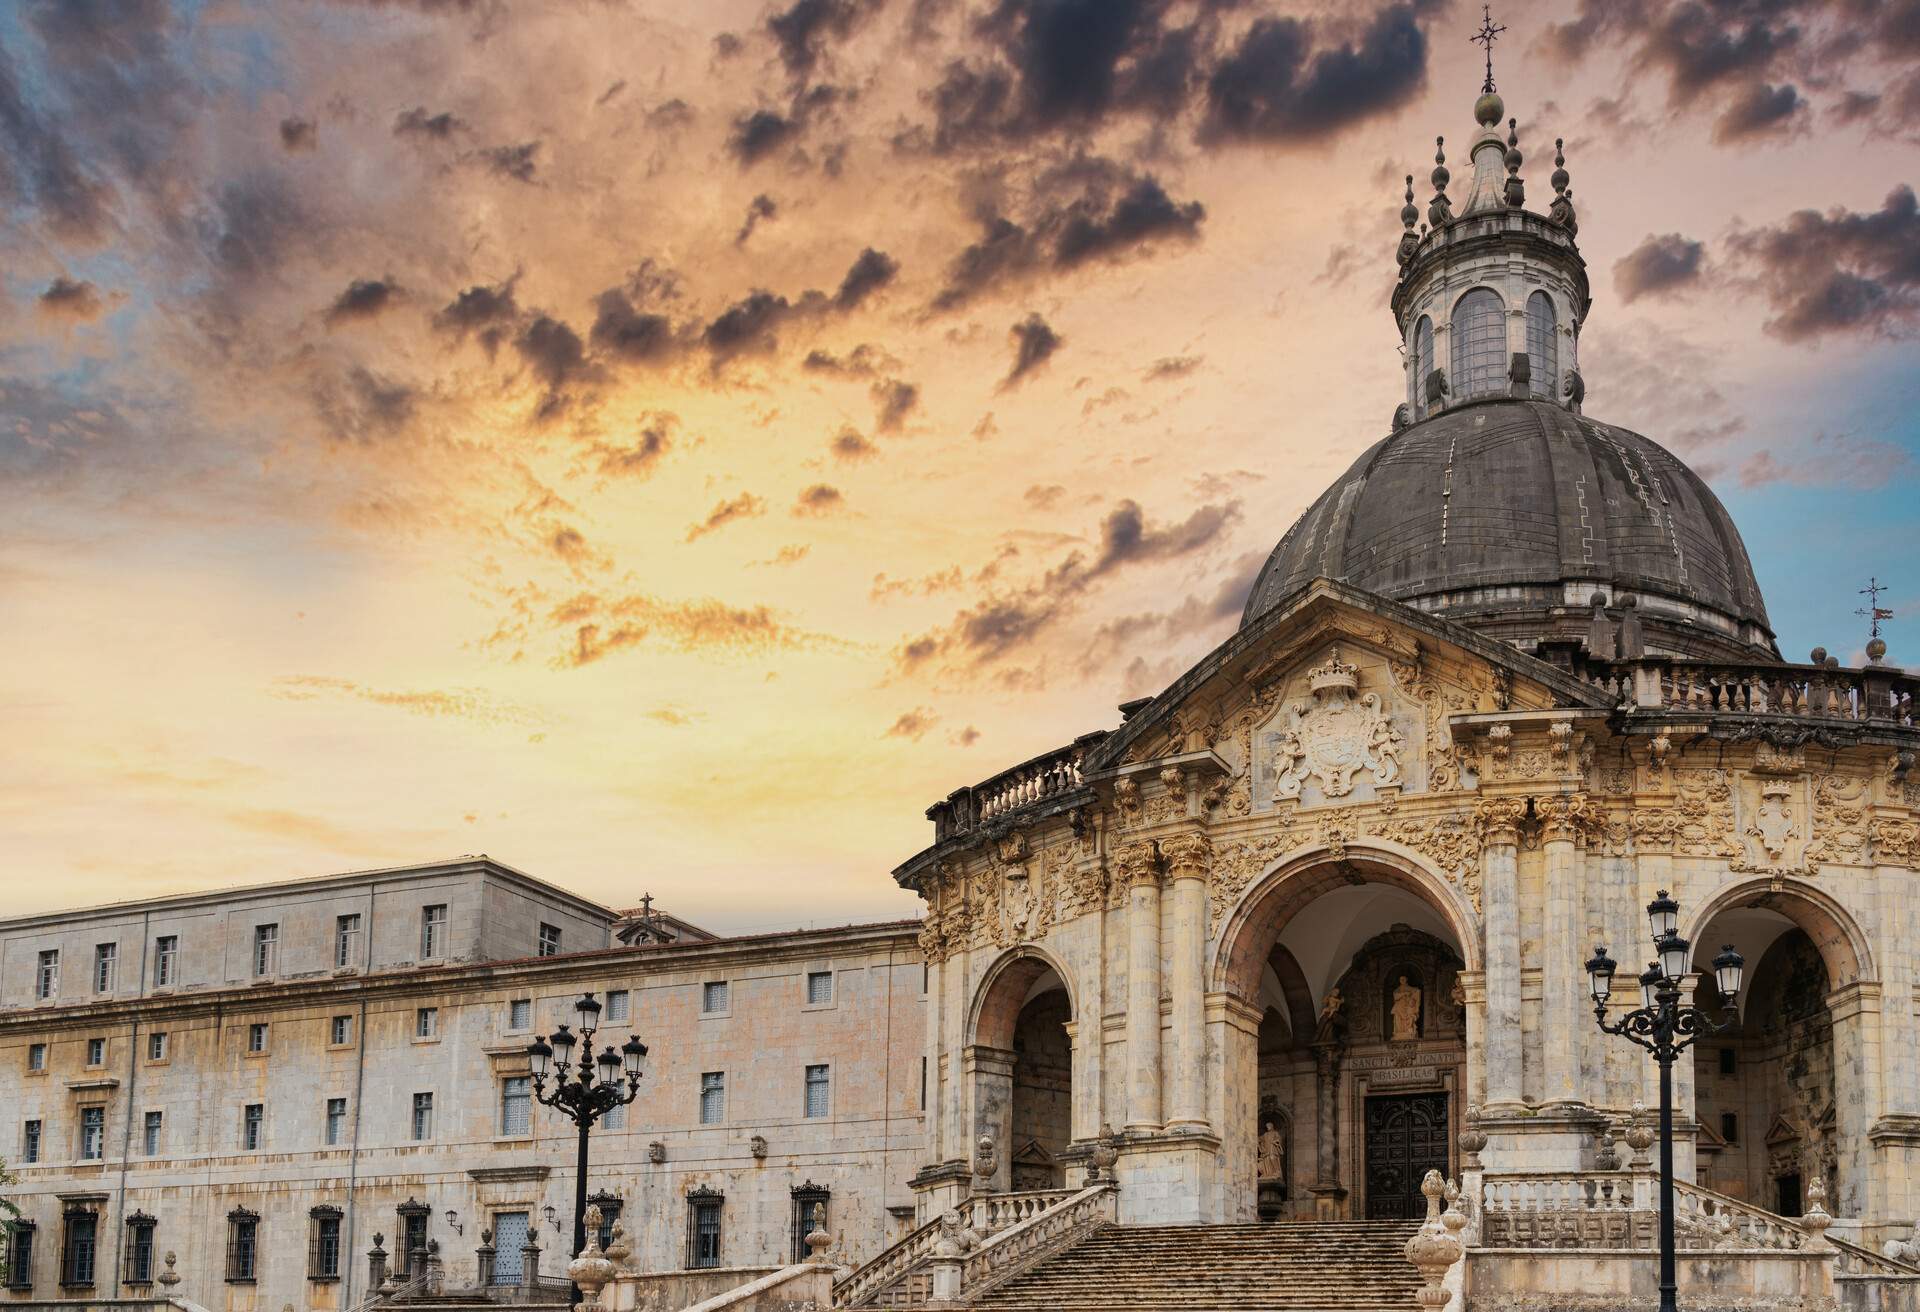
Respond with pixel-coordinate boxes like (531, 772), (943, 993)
(1745, 779), (1799, 863)
(1536, 792), (1596, 843)
(1472, 795), (1528, 846)
(1263, 649), (1406, 803)
(1870, 816), (1919, 867)
(1673, 768), (1742, 859)
(1115, 840), (1160, 890)
(1366, 811), (1483, 913)
(1112, 775), (1143, 826)
(1806, 774), (1871, 868)
(1159, 832), (1211, 882)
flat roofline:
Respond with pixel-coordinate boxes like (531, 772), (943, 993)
(0, 855), (617, 930)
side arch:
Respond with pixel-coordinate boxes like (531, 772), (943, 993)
(1683, 876), (1874, 987)
(1209, 839), (1482, 1003)
(968, 943), (1080, 1050)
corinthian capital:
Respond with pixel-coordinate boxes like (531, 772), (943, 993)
(1473, 795), (1528, 846)
(1115, 840), (1161, 888)
(1536, 792), (1594, 843)
(1159, 832), (1212, 882)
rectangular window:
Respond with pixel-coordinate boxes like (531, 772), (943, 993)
(154, 935), (178, 987)
(416, 1007), (438, 1038)
(699, 1071), (726, 1125)
(61, 1211), (97, 1287)
(330, 1015), (352, 1046)
(226, 1212), (258, 1282)
(702, 981), (729, 1014)
(687, 1196), (723, 1269)
(253, 923), (278, 977)
(605, 989), (629, 1022)
(86, 1037), (105, 1067)
(94, 943), (117, 993)
(335, 915), (361, 969)
(22, 1119), (41, 1163)
(6, 1222), (34, 1290)
(508, 998), (531, 1031)
(920, 1056), (927, 1111)
(537, 923), (562, 957)
(412, 1092), (434, 1141)
(806, 971), (833, 1005)
(421, 904), (447, 959)
(308, 1210), (342, 1280)
(1722, 1111), (1740, 1143)
(602, 1101), (625, 1131)
(142, 1111), (163, 1156)
(325, 1097), (347, 1146)
(247, 1022), (269, 1054)
(79, 1107), (104, 1161)
(125, 1217), (155, 1284)
(790, 1192), (829, 1264)
(28, 1042), (46, 1072)
(804, 1064), (830, 1118)
(500, 1077), (531, 1136)
(148, 1032), (168, 1062)
(242, 1103), (264, 1151)
(36, 949), (58, 1000)
(1719, 1046), (1737, 1076)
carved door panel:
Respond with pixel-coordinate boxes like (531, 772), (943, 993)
(1364, 1092), (1450, 1219)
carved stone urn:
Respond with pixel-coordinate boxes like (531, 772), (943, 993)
(1403, 1171), (1463, 1312)
(972, 1134), (996, 1192)
(1623, 1102), (1655, 1169)
(1458, 1105), (1489, 1172)
(566, 1206), (615, 1312)
(1086, 1124), (1119, 1183)
(157, 1252), (181, 1290)
(602, 1219), (631, 1272)
(804, 1202), (833, 1263)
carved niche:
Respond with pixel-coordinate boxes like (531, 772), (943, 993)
(1255, 648), (1408, 808)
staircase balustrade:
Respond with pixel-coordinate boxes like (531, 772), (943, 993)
(955, 1184), (1117, 1302)
(831, 1188), (1081, 1308)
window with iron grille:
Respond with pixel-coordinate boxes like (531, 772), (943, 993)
(804, 1065), (830, 1119)
(412, 1092), (434, 1141)
(60, 1211), (97, 1287)
(242, 1103), (264, 1151)
(507, 998), (531, 1031)
(253, 924), (278, 977)
(701, 981), (728, 1014)
(421, 904), (447, 959)
(153, 935), (177, 987)
(22, 1118), (42, 1163)
(5, 1220), (34, 1289)
(148, 1031), (168, 1061)
(124, 1214), (156, 1285)
(335, 914), (361, 969)
(699, 1071), (725, 1125)
(86, 1037), (104, 1067)
(602, 1100), (625, 1130)
(225, 1209), (259, 1283)
(143, 1111), (163, 1156)
(588, 1193), (622, 1252)
(308, 1207), (342, 1280)
(396, 1203), (429, 1276)
(686, 1191), (723, 1269)
(326, 1097), (348, 1146)
(500, 1077), (530, 1136)
(416, 1007), (438, 1038)
(27, 1042), (46, 1072)
(605, 989), (629, 1022)
(247, 1022), (268, 1054)
(537, 923), (562, 957)
(94, 943), (116, 993)
(36, 950), (58, 1000)
(806, 971), (832, 1005)
(79, 1107), (104, 1160)
(790, 1187), (829, 1264)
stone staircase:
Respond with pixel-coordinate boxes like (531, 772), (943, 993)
(969, 1219), (1427, 1311)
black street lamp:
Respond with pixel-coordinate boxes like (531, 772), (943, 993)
(528, 993), (647, 1304)
(1586, 892), (1747, 1312)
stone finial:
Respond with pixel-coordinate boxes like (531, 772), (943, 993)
(1593, 1124), (1621, 1171)
(1429, 137), (1454, 227)
(1397, 174), (1423, 268)
(1802, 1176), (1834, 1250)
(1503, 118), (1525, 208)
(1457, 1107), (1489, 1172)
(603, 1219), (632, 1272)
(1403, 1172), (1463, 1311)
(157, 1252), (181, 1289)
(805, 1202), (833, 1264)
(567, 1207), (615, 1312)
(1087, 1124), (1120, 1183)
(1547, 139), (1577, 235)
(1624, 1102), (1655, 1169)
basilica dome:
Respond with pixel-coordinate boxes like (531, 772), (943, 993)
(1240, 397), (1777, 660)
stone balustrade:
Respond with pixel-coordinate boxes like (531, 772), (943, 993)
(926, 738), (1101, 841)
(831, 1188), (1081, 1308)
(1583, 658), (1917, 725)
(954, 1184), (1118, 1302)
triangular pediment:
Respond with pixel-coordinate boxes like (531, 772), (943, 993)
(1085, 576), (1611, 778)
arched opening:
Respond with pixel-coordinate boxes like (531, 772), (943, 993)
(1412, 315), (1435, 418)
(1449, 287), (1506, 400)
(1525, 291), (1556, 398)
(970, 950), (1075, 1192)
(1686, 884), (1871, 1219)
(1214, 847), (1477, 1221)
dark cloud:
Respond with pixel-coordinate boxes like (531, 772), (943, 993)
(1201, 5), (1429, 144)
(0, 53), (114, 243)
(311, 366), (417, 443)
(584, 414), (677, 479)
(1615, 233), (1707, 302)
(1714, 81), (1805, 141)
(703, 289), (796, 362)
(729, 108), (803, 165)
(1053, 175), (1204, 268)
(37, 276), (106, 321)
(871, 378), (919, 433)
(208, 173), (305, 282)
(648, 98), (695, 130)
(768, 0), (883, 80)
(590, 290), (678, 364)
(478, 141), (540, 183)
(834, 246), (899, 309)
(279, 116), (317, 152)
(735, 193), (778, 245)
(883, 706), (938, 740)
(393, 106), (465, 139)
(1143, 354), (1202, 381)
(1002, 313), (1062, 387)
(802, 343), (894, 377)
(794, 483), (845, 515)
(434, 278), (521, 357)
(323, 277), (403, 326)
(1726, 184), (1920, 339)
(933, 214), (1039, 310)
(831, 427), (877, 461)
(513, 314), (598, 419)
(686, 492), (766, 541)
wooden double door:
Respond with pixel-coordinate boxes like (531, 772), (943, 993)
(1363, 1092), (1450, 1219)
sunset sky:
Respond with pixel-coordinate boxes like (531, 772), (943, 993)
(3, 0), (1917, 931)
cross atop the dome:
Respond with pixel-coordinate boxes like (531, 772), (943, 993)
(1471, 5), (1507, 95)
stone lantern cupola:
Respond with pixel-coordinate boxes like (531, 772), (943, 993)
(1389, 29), (1590, 427)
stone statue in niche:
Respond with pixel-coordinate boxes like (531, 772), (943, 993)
(1265, 649), (1405, 801)
(1390, 975), (1423, 1041)
(1257, 1121), (1288, 1181)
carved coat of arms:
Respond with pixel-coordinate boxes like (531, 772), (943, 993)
(1265, 649), (1405, 800)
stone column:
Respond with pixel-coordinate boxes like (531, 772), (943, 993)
(1828, 981), (1883, 1221)
(1537, 795), (1586, 1108)
(1162, 832), (1211, 1132)
(1309, 1042), (1346, 1218)
(1456, 971), (1487, 1107)
(1477, 798), (1527, 1114)
(1870, 854), (1920, 1243)
(1121, 840), (1164, 1132)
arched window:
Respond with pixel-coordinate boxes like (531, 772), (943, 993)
(1526, 291), (1557, 399)
(1412, 316), (1434, 418)
(1449, 288), (1506, 400)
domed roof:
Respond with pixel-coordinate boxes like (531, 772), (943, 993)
(1241, 399), (1776, 659)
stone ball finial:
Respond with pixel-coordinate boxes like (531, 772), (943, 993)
(1431, 136), (1450, 190)
(1590, 591), (1608, 608)
(1551, 138), (1570, 194)
(1402, 174), (1419, 229)
(1810, 646), (1827, 664)
(1475, 90), (1504, 126)
(1825, 654), (1840, 668)
(1504, 118), (1523, 172)
(1868, 637), (1888, 662)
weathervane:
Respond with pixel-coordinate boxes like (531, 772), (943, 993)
(1471, 5), (1507, 95)
(1857, 577), (1893, 640)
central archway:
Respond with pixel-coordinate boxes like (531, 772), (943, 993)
(969, 947), (1078, 1192)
